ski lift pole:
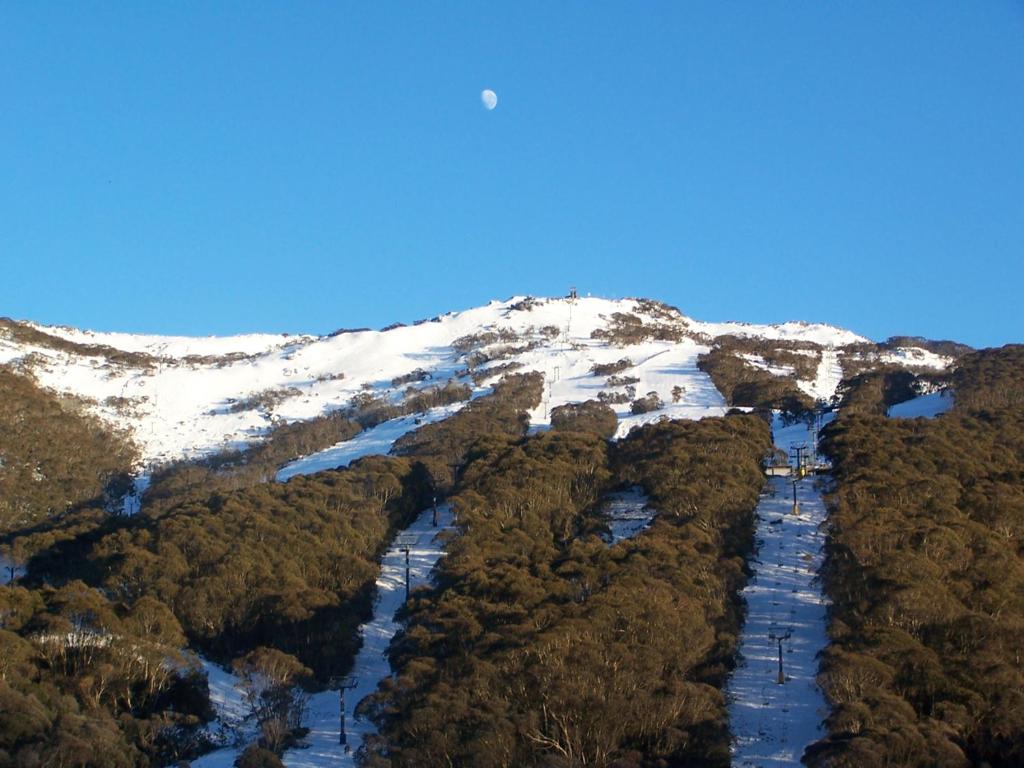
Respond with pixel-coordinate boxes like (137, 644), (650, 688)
(396, 534), (418, 603)
(330, 675), (358, 745)
(768, 629), (792, 684)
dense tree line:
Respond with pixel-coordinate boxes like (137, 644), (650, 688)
(808, 346), (1024, 767)
(142, 411), (363, 513)
(87, 456), (432, 675)
(831, 368), (943, 416)
(951, 344), (1024, 413)
(0, 372), (545, 765)
(392, 372), (544, 488)
(878, 336), (972, 360)
(712, 335), (821, 381)
(2, 455), (431, 765)
(697, 347), (814, 414)
(362, 415), (769, 767)
(0, 579), (209, 766)
(0, 368), (138, 533)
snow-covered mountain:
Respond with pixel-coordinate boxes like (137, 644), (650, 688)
(0, 296), (953, 476)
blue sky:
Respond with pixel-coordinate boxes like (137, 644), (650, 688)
(2, 3), (1022, 347)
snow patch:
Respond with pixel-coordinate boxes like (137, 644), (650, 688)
(688, 318), (868, 347)
(600, 487), (655, 544)
(887, 390), (954, 419)
(190, 657), (255, 767)
(878, 347), (952, 370)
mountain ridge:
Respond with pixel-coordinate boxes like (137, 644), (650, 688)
(0, 295), (956, 474)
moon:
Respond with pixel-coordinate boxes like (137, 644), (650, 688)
(481, 89), (498, 110)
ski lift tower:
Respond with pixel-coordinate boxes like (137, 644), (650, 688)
(810, 405), (827, 468)
(789, 443), (809, 478)
(789, 443), (808, 515)
(768, 629), (793, 684)
(395, 534), (419, 602)
(565, 287), (577, 351)
(329, 675), (358, 746)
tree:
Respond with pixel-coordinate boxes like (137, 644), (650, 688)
(233, 648), (312, 753)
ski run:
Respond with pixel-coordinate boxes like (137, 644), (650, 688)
(727, 400), (951, 766)
(726, 416), (831, 766)
(283, 503), (455, 766)
(0, 296), (967, 765)
(191, 504), (456, 768)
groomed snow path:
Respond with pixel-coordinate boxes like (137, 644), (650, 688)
(726, 431), (830, 765)
(283, 503), (455, 767)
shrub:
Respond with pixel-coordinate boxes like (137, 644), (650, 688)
(550, 400), (618, 438)
(391, 368), (431, 387)
(605, 374), (640, 388)
(235, 745), (285, 768)
(630, 392), (662, 414)
(591, 358), (633, 376)
(228, 388), (302, 414)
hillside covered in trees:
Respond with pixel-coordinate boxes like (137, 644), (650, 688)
(0, 370), (545, 765)
(363, 415), (770, 767)
(808, 345), (1024, 767)
(3, 300), (1019, 767)
(0, 369), (137, 533)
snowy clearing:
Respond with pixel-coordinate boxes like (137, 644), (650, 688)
(190, 658), (253, 768)
(189, 504), (456, 767)
(887, 390), (954, 419)
(600, 487), (655, 544)
(797, 346), (843, 404)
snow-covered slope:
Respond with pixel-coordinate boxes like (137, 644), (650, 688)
(727, 414), (831, 766)
(0, 297), (951, 480)
(887, 390), (955, 419)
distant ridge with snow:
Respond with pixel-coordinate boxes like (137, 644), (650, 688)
(0, 296), (956, 477)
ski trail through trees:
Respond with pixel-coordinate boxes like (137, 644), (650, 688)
(727, 417), (830, 766)
(282, 503), (455, 767)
